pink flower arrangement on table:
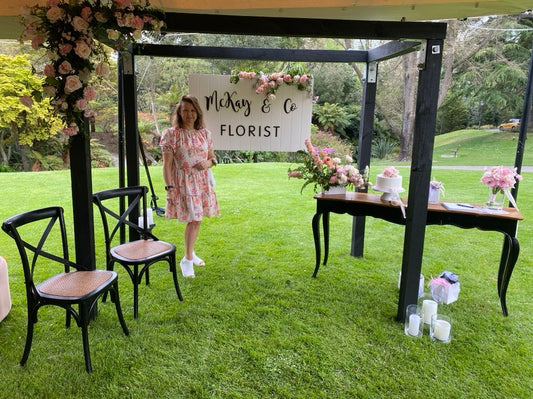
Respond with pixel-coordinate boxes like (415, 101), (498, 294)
(481, 166), (522, 209)
(20, 0), (165, 136)
(288, 138), (367, 193)
(230, 67), (313, 101)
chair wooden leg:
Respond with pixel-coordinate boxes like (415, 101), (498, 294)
(80, 305), (92, 373)
(20, 313), (35, 366)
(170, 257), (183, 302)
(133, 265), (139, 319)
(110, 283), (129, 336)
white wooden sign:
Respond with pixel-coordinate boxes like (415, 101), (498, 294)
(189, 74), (312, 151)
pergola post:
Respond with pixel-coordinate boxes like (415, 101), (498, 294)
(351, 62), (378, 257)
(69, 120), (95, 270)
(397, 39), (444, 321)
(120, 51), (141, 241)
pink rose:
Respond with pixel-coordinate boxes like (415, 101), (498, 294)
(58, 60), (73, 74)
(46, 6), (64, 23)
(300, 74), (308, 83)
(59, 43), (73, 56)
(83, 86), (96, 101)
(44, 64), (56, 77)
(81, 7), (92, 21)
(75, 98), (89, 111)
(74, 41), (91, 59)
(64, 75), (83, 94)
(31, 35), (45, 50)
(19, 96), (33, 108)
(115, 0), (131, 9)
(132, 16), (144, 30)
(283, 74), (292, 83)
(72, 16), (89, 33)
(63, 124), (79, 136)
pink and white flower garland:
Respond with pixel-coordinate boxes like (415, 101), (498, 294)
(20, 0), (164, 136)
(231, 70), (313, 101)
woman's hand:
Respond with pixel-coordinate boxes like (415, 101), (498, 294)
(194, 160), (212, 170)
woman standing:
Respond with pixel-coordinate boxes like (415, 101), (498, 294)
(160, 95), (219, 278)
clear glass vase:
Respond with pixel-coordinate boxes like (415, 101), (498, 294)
(486, 188), (505, 210)
(323, 186), (347, 195)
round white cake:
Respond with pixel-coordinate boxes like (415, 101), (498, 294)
(376, 174), (402, 191)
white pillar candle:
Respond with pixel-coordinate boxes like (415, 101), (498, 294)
(422, 299), (438, 324)
(145, 208), (153, 226)
(138, 216), (144, 228)
(433, 320), (451, 341)
(408, 314), (421, 336)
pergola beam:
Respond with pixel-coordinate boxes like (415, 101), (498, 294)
(134, 44), (368, 63)
(163, 12), (447, 40)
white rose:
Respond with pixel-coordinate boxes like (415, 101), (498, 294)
(95, 62), (110, 77)
(46, 6), (65, 24)
(107, 29), (120, 41)
(74, 41), (91, 59)
(72, 16), (89, 33)
(64, 75), (83, 94)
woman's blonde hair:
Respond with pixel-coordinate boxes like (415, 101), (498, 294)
(171, 95), (205, 129)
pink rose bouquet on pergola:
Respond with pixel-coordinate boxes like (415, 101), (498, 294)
(20, 0), (165, 136)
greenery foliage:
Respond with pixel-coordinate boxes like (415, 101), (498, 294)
(0, 54), (63, 168)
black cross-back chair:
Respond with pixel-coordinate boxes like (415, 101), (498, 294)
(92, 186), (183, 319)
(1, 206), (129, 373)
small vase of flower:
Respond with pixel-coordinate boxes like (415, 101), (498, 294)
(480, 166), (522, 211)
(486, 187), (506, 210)
(428, 179), (444, 204)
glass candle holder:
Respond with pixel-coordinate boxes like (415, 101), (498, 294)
(430, 314), (453, 343)
(419, 293), (438, 325)
(404, 304), (423, 338)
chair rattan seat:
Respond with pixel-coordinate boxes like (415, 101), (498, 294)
(112, 240), (173, 261)
(38, 270), (115, 298)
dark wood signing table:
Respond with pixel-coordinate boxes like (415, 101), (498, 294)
(312, 192), (523, 317)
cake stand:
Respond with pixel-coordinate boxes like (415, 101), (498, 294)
(372, 185), (405, 201)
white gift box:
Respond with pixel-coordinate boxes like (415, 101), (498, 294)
(398, 272), (424, 298)
(430, 279), (460, 304)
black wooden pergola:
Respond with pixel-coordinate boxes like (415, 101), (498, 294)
(68, 12), (531, 321)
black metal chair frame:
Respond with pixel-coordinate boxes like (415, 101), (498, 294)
(92, 186), (183, 319)
(1, 206), (129, 373)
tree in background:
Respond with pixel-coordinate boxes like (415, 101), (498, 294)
(0, 54), (63, 170)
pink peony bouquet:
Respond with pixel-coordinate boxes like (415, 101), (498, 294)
(20, 0), (165, 136)
(288, 138), (367, 193)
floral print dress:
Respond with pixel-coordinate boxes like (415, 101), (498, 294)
(160, 127), (219, 222)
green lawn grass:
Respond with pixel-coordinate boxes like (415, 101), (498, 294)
(0, 132), (532, 398)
